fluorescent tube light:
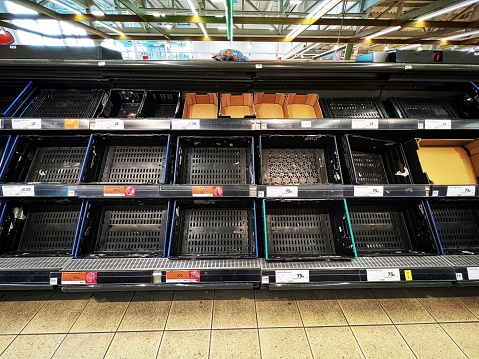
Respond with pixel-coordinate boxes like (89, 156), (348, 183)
(417, 0), (479, 21)
(49, 0), (82, 14)
(91, 10), (104, 16)
(365, 26), (401, 39)
(96, 21), (124, 35)
(443, 29), (479, 40)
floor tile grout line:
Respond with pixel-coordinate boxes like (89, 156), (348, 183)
(451, 295), (479, 321)
(0, 334), (18, 357)
(370, 289), (419, 359)
(332, 289), (353, 326)
(344, 325), (367, 359)
(17, 289), (58, 336)
(155, 290), (176, 359)
(207, 290), (215, 359)
(253, 289), (263, 359)
(100, 291), (135, 359)
(67, 292), (95, 334)
(292, 291), (315, 359)
(437, 322), (471, 359)
(406, 288), (441, 325)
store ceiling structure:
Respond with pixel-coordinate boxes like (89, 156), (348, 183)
(1, 0), (479, 55)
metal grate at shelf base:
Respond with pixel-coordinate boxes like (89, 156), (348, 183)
(18, 205), (80, 253)
(153, 103), (177, 118)
(429, 204), (479, 251)
(267, 208), (334, 257)
(26, 147), (86, 183)
(23, 89), (105, 118)
(61, 258), (260, 271)
(101, 146), (167, 183)
(186, 147), (247, 185)
(320, 98), (388, 118)
(0, 257), (71, 270)
(179, 209), (252, 257)
(260, 256), (451, 269)
(95, 205), (168, 254)
(262, 149), (327, 185)
(348, 205), (411, 253)
(351, 152), (388, 184)
(442, 255), (479, 267)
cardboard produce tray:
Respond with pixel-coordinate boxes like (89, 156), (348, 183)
(182, 93), (218, 119)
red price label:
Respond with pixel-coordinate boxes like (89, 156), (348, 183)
(192, 186), (223, 197)
(165, 270), (200, 283)
(104, 185), (136, 197)
(61, 272), (97, 285)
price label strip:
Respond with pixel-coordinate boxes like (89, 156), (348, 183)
(275, 270), (310, 283)
(171, 120), (200, 130)
(366, 268), (400, 282)
(266, 186), (298, 198)
(354, 186), (384, 197)
(61, 272), (97, 285)
(91, 119), (124, 130)
(12, 118), (42, 129)
(446, 186), (476, 197)
(467, 267), (479, 280)
(425, 119), (451, 130)
(351, 119), (378, 129)
(165, 270), (200, 283)
(64, 118), (80, 129)
(2, 185), (35, 197)
(192, 186), (223, 197)
(103, 185), (136, 197)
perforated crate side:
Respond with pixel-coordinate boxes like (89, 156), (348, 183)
(386, 97), (458, 119)
(428, 202), (479, 253)
(320, 97), (389, 119)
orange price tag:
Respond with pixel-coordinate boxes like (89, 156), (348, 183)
(64, 118), (80, 129)
(103, 185), (136, 197)
(192, 186), (223, 197)
(61, 272), (97, 285)
(166, 270), (200, 283)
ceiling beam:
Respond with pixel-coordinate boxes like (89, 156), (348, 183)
(11, 0), (111, 38)
(2, 12), (479, 29)
(114, 0), (170, 39)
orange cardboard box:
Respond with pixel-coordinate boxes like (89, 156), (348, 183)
(219, 93), (254, 118)
(254, 92), (288, 119)
(286, 93), (323, 119)
(182, 93), (218, 119)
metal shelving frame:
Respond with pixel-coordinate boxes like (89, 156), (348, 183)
(0, 59), (478, 290)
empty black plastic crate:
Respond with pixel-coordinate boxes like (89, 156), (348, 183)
(168, 200), (257, 259)
(263, 200), (355, 260)
(18, 88), (106, 118)
(83, 134), (171, 184)
(426, 199), (479, 254)
(100, 90), (180, 118)
(174, 136), (255, 185)
(0, 135), (91, 183)
(341, 135), (412, 184)
(346, 199), (439, 255)
(76, 199), (170, 257)
(320, 97), (389, 118)
(384, 97), (458, 119)
(259, 135), (342, 185)
(0, 200), (82, 256)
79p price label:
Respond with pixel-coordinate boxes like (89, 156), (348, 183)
(366, 268), (400, 282)
(275, 270), (310, 283)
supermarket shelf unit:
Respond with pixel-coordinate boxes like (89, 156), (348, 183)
(0, 60), (478, 291)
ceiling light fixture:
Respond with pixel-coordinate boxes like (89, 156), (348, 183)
(164, 23), (172, 29)
(48, 0), (82, 14)
(285, 0), (342, 40)
(442, 29), (479, 41)
(91, 10), (105, 16)
(186, 0), (209, 37)
(218, 26), (227, 30)
(416, 0), (479, 21)
(398, 44), (421, 50)
(153, 12), (160, 17)
(96, 21), (124, 35)
(290, 0), (302, 4)
(365, 25), (401, 40)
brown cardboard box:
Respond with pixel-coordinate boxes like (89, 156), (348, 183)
(254, 93), (288, 118)
(219, 93), (254, 118)
(182, 93), (218, 119)
(286, 93), (323, 119)
(413, 139), (479, 184)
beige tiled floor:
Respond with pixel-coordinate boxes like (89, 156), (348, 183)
(0, 287), (478, 359)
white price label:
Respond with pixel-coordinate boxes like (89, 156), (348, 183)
(467, 267), (479, 280)
(258, 191), (265, 198)
(12, 118), (41, 129)
(301, 120), (312, 128)
(418, 122), (424, 130)
(456, 273), (464, 281)
(171, 120), (200, 130)
(261, 123), (268, 129)
(432, 190), (439, 197)
(275, 270), (309, 283)
(255, 64), (263, 69)
(425, 119), (451, 130)
(351, 118), (378, 129)
(446, 186), (476, 197)
(91, 119), (124, 130)
(262, 275), (269, 284)
(366, 268), (400, 282)
(2, 185), (35, 197)
(266, 186), (298, 198)
(50, 277), (58, 285)
(354, 186), (384, 197)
